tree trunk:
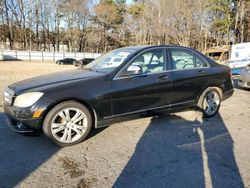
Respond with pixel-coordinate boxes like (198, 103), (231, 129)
(240, 0), (245, 43)
(36, 8), (39, 50)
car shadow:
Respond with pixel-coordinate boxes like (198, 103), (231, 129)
(0, 111), (108, 187)
(86, 126), (107, 140)
(0, 112), (59, 187)
(114, 113), (244, 188)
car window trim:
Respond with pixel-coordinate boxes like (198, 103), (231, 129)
(113, 47), (168, 80)
(168, 47), (197, 70)
(194, 53), (210, 68)
(113, 62), (211, 80)
(167, 47), (210, 70)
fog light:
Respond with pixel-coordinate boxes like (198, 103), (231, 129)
(17, 122), (25, 129)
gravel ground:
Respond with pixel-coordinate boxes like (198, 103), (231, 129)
(0, 61), (250, 188)
(0, 61), (74, 101)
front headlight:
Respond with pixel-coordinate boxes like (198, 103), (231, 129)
(14, 92), (44, 108)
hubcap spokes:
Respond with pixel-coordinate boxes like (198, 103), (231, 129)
(203, 91), (220, 116)
(51, 108), (87, 143)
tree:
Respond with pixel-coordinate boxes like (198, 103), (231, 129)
(60, 0), (91, 52)
(208, 0), (235, 45)
(92, 0), (124, 52)
(234, 0), (250, 43)
(0, 0), (248, 53)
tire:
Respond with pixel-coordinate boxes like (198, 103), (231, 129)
(43, 101), (92, 147)
(197, 87), (221, 118)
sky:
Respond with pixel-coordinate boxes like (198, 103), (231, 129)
(126, 0), (133, 4)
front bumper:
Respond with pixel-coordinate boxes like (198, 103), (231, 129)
(238, 80), (250, 88)
(5, 116), (40, 135)
(3, 97), (54, 133)
(4, 104), (43, 132)
(238, 70), (250, 88)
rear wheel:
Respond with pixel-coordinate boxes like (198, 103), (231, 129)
(43, 101), (92, 147)
(198, 88), (221, 118)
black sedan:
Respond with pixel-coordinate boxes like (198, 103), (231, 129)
(4, 45), (234, 146)
(74, 58), (95, 67)
(56, 58), (77, 65)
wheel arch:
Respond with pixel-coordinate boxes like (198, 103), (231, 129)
(197, 85), (223, 104)
(41, 98), (97, 130)
(196, 86), (222, 117)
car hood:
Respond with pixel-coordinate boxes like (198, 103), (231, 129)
(9, 69), (104, 94)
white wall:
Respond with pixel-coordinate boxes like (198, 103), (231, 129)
(3, 50), (102, 61)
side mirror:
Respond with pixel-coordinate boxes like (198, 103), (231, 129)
(124, 64), (143, 76)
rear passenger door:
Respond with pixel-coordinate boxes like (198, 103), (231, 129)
(168, 47), (210, 108)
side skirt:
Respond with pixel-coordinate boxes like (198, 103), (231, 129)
(95, 100), (195, 128)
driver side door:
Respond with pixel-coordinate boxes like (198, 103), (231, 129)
(110, 48), (172, 116)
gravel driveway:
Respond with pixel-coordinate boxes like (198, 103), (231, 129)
(0, 62), (249, 188)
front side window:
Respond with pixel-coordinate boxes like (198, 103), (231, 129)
(128, 49), (165, 74)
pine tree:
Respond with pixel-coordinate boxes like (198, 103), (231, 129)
(208, 0), (235, 45)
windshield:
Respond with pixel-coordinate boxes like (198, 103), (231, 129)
(84, 49), (136, 73)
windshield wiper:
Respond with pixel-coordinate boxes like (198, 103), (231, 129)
(82, 67), (93, 71)
(82, 67), (100, 73)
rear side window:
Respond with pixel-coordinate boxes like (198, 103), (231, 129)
(170, 49), (208, 70)
(195, 55), (208, 67)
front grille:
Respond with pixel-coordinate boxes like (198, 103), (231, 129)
(3, 87), (15, 105)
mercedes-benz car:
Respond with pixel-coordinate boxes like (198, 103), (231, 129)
(74, 58), (95, 68)
(4, 45), (234, 146)
(56, 58), (77, 65)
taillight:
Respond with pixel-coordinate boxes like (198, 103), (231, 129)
(227, 69), (232, 77)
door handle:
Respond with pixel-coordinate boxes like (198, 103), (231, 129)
(198, 70), (206, 75)
(157, 75), (169, 82)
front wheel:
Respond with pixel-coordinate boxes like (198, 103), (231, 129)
(198, 88), (221, 118)
(43, 101), (92, 147)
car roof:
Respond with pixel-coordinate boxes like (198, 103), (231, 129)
(119, 45), (194, 51)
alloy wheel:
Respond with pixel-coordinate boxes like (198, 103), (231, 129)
(51, 108), (88, 143)
(203, 91), (220, 116)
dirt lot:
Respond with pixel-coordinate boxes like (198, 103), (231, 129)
(0, 61), (250, 188)
(0, 61), (74, 102)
